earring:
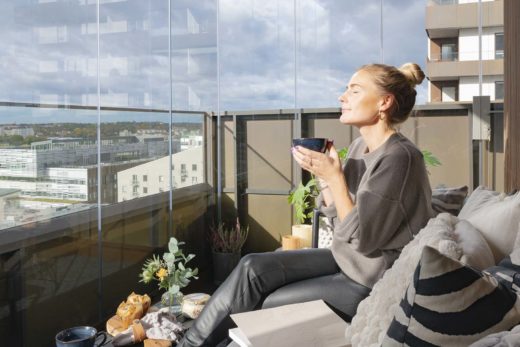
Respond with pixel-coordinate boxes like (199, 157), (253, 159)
(379, 110), (384, 121)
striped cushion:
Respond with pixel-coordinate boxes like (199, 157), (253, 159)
(486, 248), (520, 294)
(382, 246), (520, 347)
(431, 185), (468, 216)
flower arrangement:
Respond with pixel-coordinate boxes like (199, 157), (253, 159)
(209, 218), (249, 253)
(139, 237), (199, 298)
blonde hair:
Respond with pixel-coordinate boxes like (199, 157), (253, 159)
(358, 63), (425, 124)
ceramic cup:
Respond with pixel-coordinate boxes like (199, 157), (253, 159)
(292, 138), (332, 153)
(55, 326), (107, 347)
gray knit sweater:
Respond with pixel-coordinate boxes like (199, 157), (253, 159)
(318, 132), (433, 288)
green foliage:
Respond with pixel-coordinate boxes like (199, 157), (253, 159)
(139, 236), (198, 295)
(288, 178), (319, 224)
(337, 146), (349, 161)
(422, 150), (442, 168)
(209, 218), (249, 253)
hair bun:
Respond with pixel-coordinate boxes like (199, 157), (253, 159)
(399, 63), (425, 88)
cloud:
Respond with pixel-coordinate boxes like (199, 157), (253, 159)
(0, 0), (430, 124)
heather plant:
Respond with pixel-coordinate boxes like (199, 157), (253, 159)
(209, 218), (249, 253)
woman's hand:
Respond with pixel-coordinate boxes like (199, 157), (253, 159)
(292, 143), (353, 219)
(291, 144), (342, 184)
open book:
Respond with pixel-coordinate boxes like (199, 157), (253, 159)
(229, 300), (349, 347)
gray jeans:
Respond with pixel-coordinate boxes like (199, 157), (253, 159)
(178, 248), (371, 347)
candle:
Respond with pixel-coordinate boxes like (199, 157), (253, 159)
(292, 224), (313, 248)
(282, 235), (301, 250)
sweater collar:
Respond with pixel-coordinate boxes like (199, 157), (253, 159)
(362, 132), (402, 167)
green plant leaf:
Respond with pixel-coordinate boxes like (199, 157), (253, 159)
(338, 146), (349, 161)
(163, 252), (175, 268)
(169, 285), (180, 295)
(422, 150), (442, 170)
(168, 238), (179, 254)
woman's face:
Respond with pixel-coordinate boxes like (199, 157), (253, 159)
(338, 69), (384, 126)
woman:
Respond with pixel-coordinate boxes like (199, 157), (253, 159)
(179, 63), (433, 347)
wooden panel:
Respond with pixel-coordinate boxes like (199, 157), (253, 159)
(504, 0), (520, 191)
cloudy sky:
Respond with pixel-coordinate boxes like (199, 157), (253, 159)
(0, 0), (428, 124)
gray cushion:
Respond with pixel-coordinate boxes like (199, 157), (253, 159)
(431, 185), (468, 216)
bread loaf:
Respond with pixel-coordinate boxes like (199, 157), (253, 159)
(127, 292), (151, 314)
(116, 301), (144, 329)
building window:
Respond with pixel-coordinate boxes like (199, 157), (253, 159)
(441, 43), (457, 61)
(143, 187), (148, 194)
(133, 186), (138, 195)
(495, 81), (504, 100)
(441, 86), (456, 102)
(159, 175), (164, 182)
(143, 175), (147, 182)
(192, 177), (198, 184)
(181, 176), (186, 183)
(495, 33), (504, 59)
(192, 164), (197, 171)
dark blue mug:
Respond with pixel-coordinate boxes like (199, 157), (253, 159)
(55, 326), (107, 347)
(292, 138), (332, 153)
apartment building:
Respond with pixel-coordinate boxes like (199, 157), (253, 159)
(118, 146), (203, 202)
(426, 0), (504, 102)
(0, 137), (168, 203)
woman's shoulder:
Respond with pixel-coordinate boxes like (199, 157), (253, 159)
(387, 133), (423, 160)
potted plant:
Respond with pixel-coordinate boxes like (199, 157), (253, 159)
(209, 218), (249, 285)
(139, 236), (198, 315)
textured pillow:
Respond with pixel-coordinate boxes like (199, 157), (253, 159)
(382, 246), (520, 347)
(458, 186), (520, 263)
(431, 185), (469, 216)
(345, 213), (494, 347)
(317, 216), (333, 249)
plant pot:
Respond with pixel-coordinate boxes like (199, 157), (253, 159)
(212, 251), (241, 285)
(292, 224), (313, 248)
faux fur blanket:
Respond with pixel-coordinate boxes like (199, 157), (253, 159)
(345, 213), (470, 346)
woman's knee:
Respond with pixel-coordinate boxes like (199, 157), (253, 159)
(238, 252), (276, 277)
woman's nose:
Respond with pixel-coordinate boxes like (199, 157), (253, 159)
(338, 92), (347, 102)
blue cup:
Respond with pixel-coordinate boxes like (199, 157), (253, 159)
(292, 138), (331, 153)
(55, 326), (107, 347)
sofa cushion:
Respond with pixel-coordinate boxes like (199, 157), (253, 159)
(431, 185), (469, 216)
(382, 246), (520, 347)
(345, 213), (494, 347)
(458, 186), (520, 263)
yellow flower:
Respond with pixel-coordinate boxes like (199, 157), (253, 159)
(156, 268), (168, 280)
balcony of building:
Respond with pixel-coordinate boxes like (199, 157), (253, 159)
(426, 0), (503, 39)
(427, 57), (503, 79)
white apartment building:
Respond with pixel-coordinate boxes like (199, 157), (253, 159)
(118, 146), (203, 202)
(426, 0), (503, 102)
(0, 126), (35, 137)
(0, 137), (169, 202)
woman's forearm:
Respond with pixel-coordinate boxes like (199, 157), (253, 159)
(328, 174), (354, 221)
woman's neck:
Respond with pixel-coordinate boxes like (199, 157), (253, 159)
(359, 123), (396, 153)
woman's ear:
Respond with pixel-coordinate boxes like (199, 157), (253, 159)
(379, 94), (394, 112)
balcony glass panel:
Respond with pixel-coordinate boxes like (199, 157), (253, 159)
(220, 0), (295, 110)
